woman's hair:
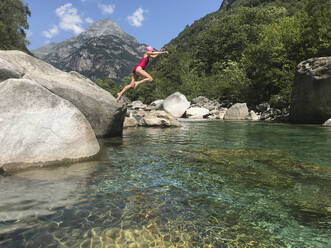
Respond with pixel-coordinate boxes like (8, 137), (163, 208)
(146, 46), (154, 51)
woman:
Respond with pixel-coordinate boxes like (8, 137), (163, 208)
(116, 46), (168, 100)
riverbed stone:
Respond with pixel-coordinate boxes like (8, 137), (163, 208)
(185, 107), (210, 119)
(123, 117), (138, 128)
(0, 78), (100, 172)
(246, 110), (260, 121)
(150, 99), (164, 110)
(129, 100), (147, 110)
(0, 50), (125, 137)
(224, 103), (249, 120)
(323, 118), (331, 126)
(139, 110), (182, 127)
(290, 57), (331, 124)
(162, 92), (190, 118)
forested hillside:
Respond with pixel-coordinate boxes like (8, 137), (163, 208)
(107, 0), (330, 108)
(0, 0), (31, 53)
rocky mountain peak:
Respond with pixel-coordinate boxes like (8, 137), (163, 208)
(32, 18), (146, 82)
(79, 19), (128, 40)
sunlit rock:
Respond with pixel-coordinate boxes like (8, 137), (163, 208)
(0, 78), (100, 172)
(139, 110), (182, 127)
(0, 50), (126, 137)
(162, 92), (190, 118)
(224, 103), (249, 120)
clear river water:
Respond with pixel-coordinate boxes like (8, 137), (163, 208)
(0, 120), (330, 248)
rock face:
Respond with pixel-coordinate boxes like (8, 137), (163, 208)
(290, 57), (331, 124)
(139, 111), (182, 127)
(0, 50), (126, 137)
(32, 19), (146, 81)
(224, 103), (249, 120)
(0, 79), (100, 172)
(162, 92), (190, 118)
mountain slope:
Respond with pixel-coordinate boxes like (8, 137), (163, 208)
(120, 0), (330, 106)
(32, 19), (146, 81)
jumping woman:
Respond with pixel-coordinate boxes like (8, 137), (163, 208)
(116, 46), (168, 100)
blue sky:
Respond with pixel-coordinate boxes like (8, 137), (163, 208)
(24, 0), (222, 50)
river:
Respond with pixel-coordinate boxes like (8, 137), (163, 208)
(0, 120), (330, 247)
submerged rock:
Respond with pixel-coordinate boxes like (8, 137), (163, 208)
(0, 79), (100, 172)
(180, 147), (331, 226)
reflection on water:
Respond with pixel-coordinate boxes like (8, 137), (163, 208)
(0, 121), (330, 247)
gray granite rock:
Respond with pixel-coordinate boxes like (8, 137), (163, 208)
(0, 78), (100, 172)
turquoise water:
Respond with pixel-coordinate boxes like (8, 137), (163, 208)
(0, 121), (330, 247)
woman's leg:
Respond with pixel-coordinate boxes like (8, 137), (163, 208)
(134, 67), (153, 89)
(117, 73), (138, 100)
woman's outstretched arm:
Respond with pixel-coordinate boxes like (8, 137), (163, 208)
(149, 50), (168, 58)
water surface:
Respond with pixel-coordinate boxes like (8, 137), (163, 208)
(0, 121), (330, 247)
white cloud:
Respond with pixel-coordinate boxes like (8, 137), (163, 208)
(55, 3), (84, 35)
(128, 8), (145, 27)
(98, 4), (115, 15)
(42, 25), (59, 39)
(85, 17), (93, 24)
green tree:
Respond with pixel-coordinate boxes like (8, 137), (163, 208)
(0, 0), (31, 51)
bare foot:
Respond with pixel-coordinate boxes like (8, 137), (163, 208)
(116, 92), (121, 101)
(134, 82), (138, 89)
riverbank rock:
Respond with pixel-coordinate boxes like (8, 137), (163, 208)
(162, 92), (190, 118)
(246, 110), (260, 121)
(0, 79), (100, 172)
(323, 118), (331, 126)
(0, 50), (126, 137)
(224, 103), (249, 120)
(123, 117), (138, 128)
(290, 57), (331, 124)
(191, 96), (221, 110)
(185, 107), (210, 119)
(139, 110), (182, 127)
(150, 99), (164, 110)
(129, 100), (148, 110)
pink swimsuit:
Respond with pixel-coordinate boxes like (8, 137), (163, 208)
(133, 56), (149, 73)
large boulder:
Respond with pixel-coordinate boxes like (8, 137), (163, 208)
(0, 79), (100, 172)
(0, 50), (126, 137)
(139, 111), (182, 127)
(290, 57), (331, 124)
(162, 92), (190, 118)
(224, 103), (249, 120)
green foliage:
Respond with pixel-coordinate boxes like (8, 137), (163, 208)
(0, 0), (31, 51)
(104, 0), (330, 108)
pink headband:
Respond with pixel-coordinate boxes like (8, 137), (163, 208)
(146, 46), (154, 51)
